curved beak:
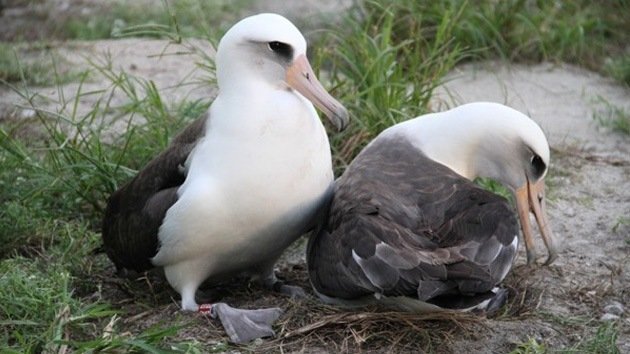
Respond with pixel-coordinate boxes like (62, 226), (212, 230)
(286, 54), (349, 131)
(515, 177), (557, 265)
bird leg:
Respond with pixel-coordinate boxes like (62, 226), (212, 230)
(484, 288), (509, 316)
(272, 280), (308, 298)
(257, 266), (307, 298)
(198, 303), (213, 314)
(169, 266), (282, 344)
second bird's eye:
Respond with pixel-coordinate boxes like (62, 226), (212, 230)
(268, 41), (293, 59)
(530, 154), (546, 179)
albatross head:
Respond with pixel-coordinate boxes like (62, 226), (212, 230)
(215, 13), (349, 131)
(459, 102), (557, 266)
(502, 108), (557, 266)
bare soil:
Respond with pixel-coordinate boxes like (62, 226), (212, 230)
(1, 1), (628, 353)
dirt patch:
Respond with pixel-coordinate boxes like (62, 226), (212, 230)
(0, 38), (214, 143)
(0, 0), (116, 41)
(0, 0), (352, 41)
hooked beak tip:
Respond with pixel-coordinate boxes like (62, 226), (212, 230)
(515, 179), (557, 266)
(333, 107), (349, 131)
(543, 251), (558, 266)
(526, 250), (537, 265)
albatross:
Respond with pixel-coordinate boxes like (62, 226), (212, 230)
(308, 102), (555, 312)
(102, 13), (348, 343)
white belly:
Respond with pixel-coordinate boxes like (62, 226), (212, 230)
(152, 106), (333, 278)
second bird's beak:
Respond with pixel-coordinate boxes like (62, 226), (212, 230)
(515, 177), (557, 265)
(286, 54), (349, 131)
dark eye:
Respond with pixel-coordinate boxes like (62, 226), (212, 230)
(531, 154), (546, 179)
(268, 41), (293, 60)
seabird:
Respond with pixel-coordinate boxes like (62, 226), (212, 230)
(307, 102), (556, 312)
(102, 13), (348, 343)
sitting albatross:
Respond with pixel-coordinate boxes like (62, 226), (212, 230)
(308, 102), (555, 312)
(102, 13), (348, 343)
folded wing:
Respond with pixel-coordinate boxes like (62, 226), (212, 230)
(102, 115), (207, 272)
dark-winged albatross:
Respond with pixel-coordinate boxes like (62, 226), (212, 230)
(102, 13), (348, 343)
(308, 102), (555, 312)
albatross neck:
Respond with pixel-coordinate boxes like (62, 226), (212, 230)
(383, 108), (521, 184)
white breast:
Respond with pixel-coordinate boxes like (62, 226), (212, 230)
(152, 86), (333, 276)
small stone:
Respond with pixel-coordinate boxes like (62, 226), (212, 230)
(20, 109), (35, 119)
(563, 207), (576, 217)
(603, 301), (624, 316)
(600, 313), (620, 321)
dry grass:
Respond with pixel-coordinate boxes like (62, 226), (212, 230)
(269, 306), (483, 353)
(79, 255), (552, 353)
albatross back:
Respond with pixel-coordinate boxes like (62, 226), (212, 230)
(308, 137), (519, 304)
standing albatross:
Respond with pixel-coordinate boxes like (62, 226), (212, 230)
(308, 102), (555, 311)
(102, 13), (348, 343)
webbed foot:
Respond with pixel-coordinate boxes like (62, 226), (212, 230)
(485, 288), (509, 315)
(211, 302), (283, 344)
(272, 281), (307, 299)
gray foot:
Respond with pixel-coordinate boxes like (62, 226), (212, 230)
(257, 267), (308, 299)
(273, 282), (307, 298)
(212, 302), (283, 344)
(485, 288), (509, 315)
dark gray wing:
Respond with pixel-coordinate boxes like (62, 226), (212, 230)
(102, 114), (207, 272)
(308, 137), (519, 303)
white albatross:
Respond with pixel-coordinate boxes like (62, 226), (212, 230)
(308, 102), (556, 312)
(102, 13), (348, 343)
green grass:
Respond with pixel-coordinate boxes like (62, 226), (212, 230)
(0, 52), (212, 351)
(510, 322), (620, 354)
(313, 0), (629, 170)
(573, 322), (620, 354)
(0, 221), (188, 352)
(0, 253), (192, 352)
(347, 0), (629, 84)
(510, 337), (547, 354)
(605, 56), (630, 87)
(1, 54), (210, 241)
(0, 43), (80, 86)
(3, 0), (627, 83)
(4, 0), (252, 41)
(0, 2), (220, 350)
(592, 96), (630, 136)
(0, 243), (108, 352)
(474, 177), (512, 200)
(313, 1), (466, 170)
(536, 312), (620, 354)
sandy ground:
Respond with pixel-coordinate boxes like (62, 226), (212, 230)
(1, 1), (628, 352)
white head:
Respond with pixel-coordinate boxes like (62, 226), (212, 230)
(214, 13), (348, 130)
(463, 103), (550, 191)
(388, 102), (556, 264)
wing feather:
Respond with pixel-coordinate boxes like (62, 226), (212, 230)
(102, 114), (207, 272)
